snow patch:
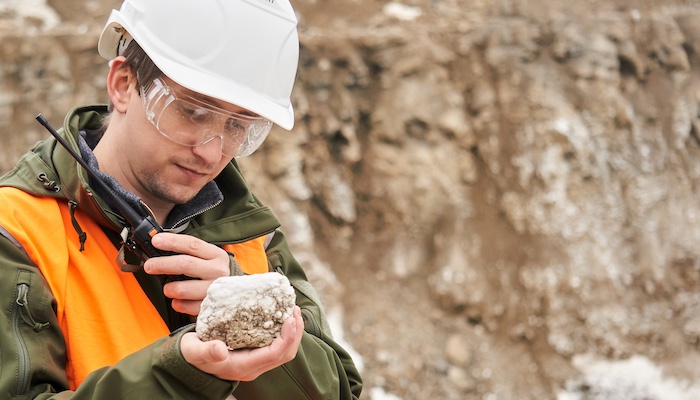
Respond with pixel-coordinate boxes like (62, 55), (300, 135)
(558, 354), (700, 400)
(383, 2), (422, 21)
(370, 386), (404, 400)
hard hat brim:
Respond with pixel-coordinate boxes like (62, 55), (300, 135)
(151, 54), (296, 131)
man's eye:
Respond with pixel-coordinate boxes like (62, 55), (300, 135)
(182, 107), (210, 122)
(225, 118), (247, 134)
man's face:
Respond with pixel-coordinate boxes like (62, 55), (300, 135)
(116, 77), (253, 208)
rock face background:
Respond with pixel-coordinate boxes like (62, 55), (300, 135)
(2, 0), (700, 399)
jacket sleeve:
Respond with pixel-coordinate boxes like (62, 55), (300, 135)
(0, 234), (237, 400)
(232, 230), (363, 399)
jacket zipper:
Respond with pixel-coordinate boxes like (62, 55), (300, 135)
(11, 271), (50, 396)
(162, 199), (222, 231)
(11, 282), (31, 395)
(148, 200), (279, 245)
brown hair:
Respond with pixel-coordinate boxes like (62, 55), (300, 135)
(119, 39), (163, 89)
(103, 39), (163, 128)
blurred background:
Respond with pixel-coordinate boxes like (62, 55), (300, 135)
(2, 0), (700, 399)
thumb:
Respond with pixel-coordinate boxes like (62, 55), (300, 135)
(181, 332), (229, 364)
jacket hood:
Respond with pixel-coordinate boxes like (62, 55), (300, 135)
(0, 106), (280, 243)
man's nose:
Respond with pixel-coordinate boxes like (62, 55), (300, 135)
(192, 135), (224, 163)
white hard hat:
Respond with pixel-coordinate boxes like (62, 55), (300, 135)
(98, 0), (299, 130)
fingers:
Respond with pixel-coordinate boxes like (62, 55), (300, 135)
(181, 333), (228, 364)
(144, 233), (229, 280)
(170, 298), (205, 315)
(143, 233), (230, 316)
(164, 280), (213, 315)
(269, 306), (304, 359)
(243, 307), (303, 370)
(151, 232), (219, 258)
(145, 254), (221, 280)
(162, 279), (211, 300)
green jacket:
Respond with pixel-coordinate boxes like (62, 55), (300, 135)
(0, 106), (363, 399)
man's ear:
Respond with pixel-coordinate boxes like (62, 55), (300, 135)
(106, 56), (136, 114)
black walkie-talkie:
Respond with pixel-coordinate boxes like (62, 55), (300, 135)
(36, 114), (187, 282)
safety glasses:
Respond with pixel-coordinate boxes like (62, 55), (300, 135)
(139, 77), (272, 157)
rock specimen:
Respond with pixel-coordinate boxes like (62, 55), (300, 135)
(196, 272), (296, 349)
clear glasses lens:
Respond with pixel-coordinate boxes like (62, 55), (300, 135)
(140, 78), (272, 157)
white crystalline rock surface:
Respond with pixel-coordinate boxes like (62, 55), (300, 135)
(196, 273), (296, 349)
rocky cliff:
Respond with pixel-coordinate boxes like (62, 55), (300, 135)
(2, 0), (700, 399)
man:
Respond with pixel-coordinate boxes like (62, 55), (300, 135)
(0, 0), (363, 398)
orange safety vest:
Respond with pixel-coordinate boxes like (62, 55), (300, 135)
(0, 187), (269, 389)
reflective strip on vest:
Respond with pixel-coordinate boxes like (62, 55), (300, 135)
(0, 187), (269, 389)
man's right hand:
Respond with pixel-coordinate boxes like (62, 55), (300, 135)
(180, 306), (304, 381)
